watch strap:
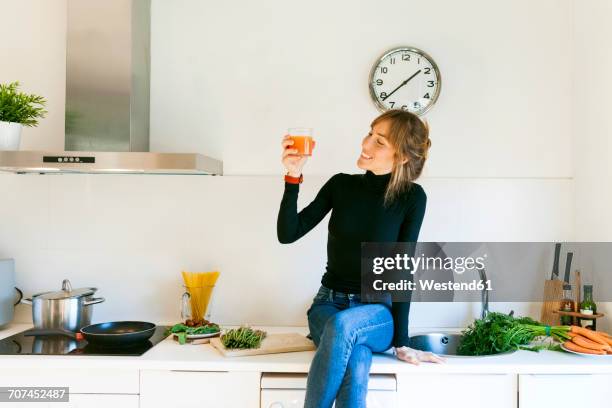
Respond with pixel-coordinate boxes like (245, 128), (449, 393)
(284, 173), (303, 184)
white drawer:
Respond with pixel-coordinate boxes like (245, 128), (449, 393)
(261, 373), (396, 390)
(140, 370), (260, 408)
(0, 368), (139, 394)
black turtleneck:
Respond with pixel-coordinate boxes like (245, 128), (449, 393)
(277, 171), (427, 347)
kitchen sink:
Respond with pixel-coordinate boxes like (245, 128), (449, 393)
(409, 333), (515, 357)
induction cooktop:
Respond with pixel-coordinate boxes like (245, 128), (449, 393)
(0, 326), (170, 356)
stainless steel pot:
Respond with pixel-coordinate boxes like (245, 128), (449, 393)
(21, 279), (105, 332)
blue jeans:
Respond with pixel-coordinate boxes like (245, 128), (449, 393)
(304, 285), (394, 408)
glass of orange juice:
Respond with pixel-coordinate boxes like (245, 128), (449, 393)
(288, 127), (314, 156)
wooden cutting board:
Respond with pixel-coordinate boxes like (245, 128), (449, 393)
(210, 333), (315, 357)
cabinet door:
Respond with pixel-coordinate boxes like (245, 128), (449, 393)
(0, 394), (138, 408)
(397, 373), (517, 408)
(519, 374), (612, 407)
(140, 370), (260, 408)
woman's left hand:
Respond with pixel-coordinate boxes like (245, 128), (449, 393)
(393, 346), (446, 365)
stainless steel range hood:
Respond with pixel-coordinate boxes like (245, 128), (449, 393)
(0, 0), (222, 175)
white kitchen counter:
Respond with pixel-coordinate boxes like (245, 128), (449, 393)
(2, 323), (612, 374)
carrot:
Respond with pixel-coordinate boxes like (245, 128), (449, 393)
(595, 330), (612, 338)
(563, 341), (606, 355)
(571, 335), (611, 351)
(567, 332), (578, 338)
(570, 326), (609, 346)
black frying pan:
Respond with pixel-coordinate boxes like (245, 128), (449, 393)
(80, 321), (156, 347)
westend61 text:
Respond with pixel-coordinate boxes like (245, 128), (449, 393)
(372, 279), (493, 292)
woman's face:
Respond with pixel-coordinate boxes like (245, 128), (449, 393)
(357, 119), (397, 175)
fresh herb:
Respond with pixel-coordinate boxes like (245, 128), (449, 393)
(167, 323), (220, 335)
(221, 327), (267, 350)
(457, 312), (569, 356)
(166, 322), (220, 345)
(0, 82), (47, 126)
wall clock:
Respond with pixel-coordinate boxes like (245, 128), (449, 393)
(369, 46), (441, 116)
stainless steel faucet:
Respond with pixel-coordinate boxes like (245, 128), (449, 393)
(478, 268), (489, 319)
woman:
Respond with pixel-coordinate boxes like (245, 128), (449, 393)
(277, 109), (444, 408)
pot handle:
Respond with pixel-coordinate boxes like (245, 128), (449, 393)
(14, 287), (23, 306)
(21, 297), (33, 305)
(83, 297), (105, 306)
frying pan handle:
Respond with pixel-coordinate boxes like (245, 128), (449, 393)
(83, 297), (105, 306)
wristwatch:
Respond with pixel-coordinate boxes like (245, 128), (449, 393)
(284, 173), (303, 184)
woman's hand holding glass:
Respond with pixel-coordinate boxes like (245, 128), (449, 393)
(281, 135), (316, 177)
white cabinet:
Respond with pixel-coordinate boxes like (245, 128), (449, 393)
(519, 374), (612, 407)
(140, 370), (260, 408)
(0, 368), (139, 408)
(396, 373), (517, 408)
(0, 394), (138, 408)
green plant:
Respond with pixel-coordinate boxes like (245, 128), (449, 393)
(0, 82), (47, 126)
(457, 312), (569, 356)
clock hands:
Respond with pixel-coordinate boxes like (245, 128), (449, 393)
(381, 69), (422, 101)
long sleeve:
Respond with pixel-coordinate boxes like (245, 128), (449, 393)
(391, 185), (427, 347)
(277, 175), (338, 244)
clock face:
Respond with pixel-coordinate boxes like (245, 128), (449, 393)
(369, 47), (441, 116)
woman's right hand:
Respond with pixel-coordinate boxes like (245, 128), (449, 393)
(394, 346), (446, 365)
(281, 135), (314, 177)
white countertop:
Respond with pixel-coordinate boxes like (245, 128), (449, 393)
(2, 323), (612, 374)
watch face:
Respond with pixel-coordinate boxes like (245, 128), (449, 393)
(369, 47), (441, 116)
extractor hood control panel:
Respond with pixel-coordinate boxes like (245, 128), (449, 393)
(43, 156), (96, 164)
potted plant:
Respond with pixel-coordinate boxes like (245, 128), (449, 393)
(0, 82), (47, 150)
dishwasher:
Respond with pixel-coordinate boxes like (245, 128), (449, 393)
(260, 373), (397, 408)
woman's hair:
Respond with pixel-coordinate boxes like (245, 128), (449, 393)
(370, 109), (431, 206)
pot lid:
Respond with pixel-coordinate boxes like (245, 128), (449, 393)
(34, 279), (97, 300)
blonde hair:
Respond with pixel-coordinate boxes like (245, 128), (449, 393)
(371, 109), (431, 206)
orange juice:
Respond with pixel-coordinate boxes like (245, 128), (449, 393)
(289, 135), (314, 156)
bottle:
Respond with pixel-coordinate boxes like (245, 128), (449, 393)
(579, 284), (597, 330)
(559, 284), (574, 326)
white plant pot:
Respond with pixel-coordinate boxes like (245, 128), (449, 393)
(0, 121), (23, 150)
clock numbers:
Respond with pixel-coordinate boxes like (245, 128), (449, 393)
(402, 54), (410, 61)
(424, 67), (431, 74)
(376, 79), (383, 86)
(380, 67), (388, 74)
(390, 57), (396, 64)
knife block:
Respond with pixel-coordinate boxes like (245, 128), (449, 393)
(541, 279), (564, 325)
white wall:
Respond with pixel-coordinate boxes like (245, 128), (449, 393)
(2, 0), (601, 330)
(0, 0), (66, 150)
(150, 0), (573, 178)
(3, 173), (572, 328)
(572, 0), (612, 241)
(571, 0), (612, 331)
